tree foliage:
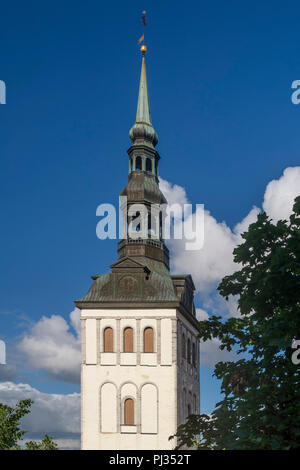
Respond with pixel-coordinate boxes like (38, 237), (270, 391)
(0, 399), (58, 450)
(174, 196), (300, 450)
(25, 434), (58, 450)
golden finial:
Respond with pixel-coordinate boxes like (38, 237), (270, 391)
(140, 44), (147, 55)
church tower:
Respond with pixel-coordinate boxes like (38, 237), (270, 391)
(76, 43), (200, 450)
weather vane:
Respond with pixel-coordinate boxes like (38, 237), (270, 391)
(138, 10), (147, 55)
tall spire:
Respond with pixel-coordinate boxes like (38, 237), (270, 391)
(135, 53), (151, 125)
(129, 46), (158, 148)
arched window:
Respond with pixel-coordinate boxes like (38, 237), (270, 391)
(193, 394), (197, 413)
(192, 343), (196, 367)
(124, 327), (134, 352)
(104, 327), (114, 352)
(146, 158), (152, 173)
(124, 398), (135, 425)
(187, 403), (191, 417)
(132, 211), (141, 232)
(182, 333), (186, 359)
(136, 156), (142, 170)
(187, 338), (191, 364)
(144, 327), (154, 353)
(155, 161), (158, 176)
(130, 158), (133, 172)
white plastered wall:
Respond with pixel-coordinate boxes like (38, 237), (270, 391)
(81, 308), (178, 450)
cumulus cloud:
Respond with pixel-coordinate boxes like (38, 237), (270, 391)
(200, 337), (236, 367)
(18, 308), (81, 384)
(161, 175), (261, 299)
(70, 307), (81, 338)
(263, 167), (300, 222)
(196, 309), (238, 367)
(160, 167), (300, 322)
(196, 308), (209, 321)
(0, 364), (18, 381)
(234, 206), (261, 239)
(159, 178), (189, 207)
(0, 381), (80, 448)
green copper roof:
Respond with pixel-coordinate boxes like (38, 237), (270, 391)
(136, 56), (151, 125)
(129, 55), (158, 147)
(75, 257), (178, 304)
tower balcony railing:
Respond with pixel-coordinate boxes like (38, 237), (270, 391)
(118, 236), (169, 255)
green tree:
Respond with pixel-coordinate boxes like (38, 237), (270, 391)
(0, 399), (58, 450)
(25, 434), (58, 450)
(174, 196), (300, 450)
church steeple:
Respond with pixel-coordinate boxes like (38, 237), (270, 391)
(129, 47), (158, 148)
(119, 43), (169, 268)
(76, 22), (199, 451)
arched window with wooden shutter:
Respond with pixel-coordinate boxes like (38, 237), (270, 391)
(124, 398), (135, 425)
(143, 327), (154, 353)
(123, 327), (134, 352)
(104, 327), (114, 352)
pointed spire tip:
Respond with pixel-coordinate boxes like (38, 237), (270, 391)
(129, 51), (158, 147)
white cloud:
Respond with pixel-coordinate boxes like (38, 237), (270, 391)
(200, 338), (236, 367)
(196, 308), (209, 321)
(18, 308), (81, 384)
(161, 176), (242, 303)
(233, 206), (261, 239)
(170, 210), (238, 296)
(160, 166), (300, 322)
(0, 381), (80, 448)
(159, 178), (189, 207)
(0, 364), (18, 381)
(199, 292), (241, 319)
(263, 167), (300, 222)
(196, 308), (238, 367)
(70, 307), (81, 338)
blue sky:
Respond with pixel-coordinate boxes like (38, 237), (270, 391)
(1, 0), (300, 447)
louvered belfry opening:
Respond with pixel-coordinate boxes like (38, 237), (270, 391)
(123, 327), (134, 352)
(135, 156), (142, 170)
(146, 157), (152, 172)
(104, 327), (114, 353)
(144, 327), (154, 353)
(124, 398), (135, 425)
